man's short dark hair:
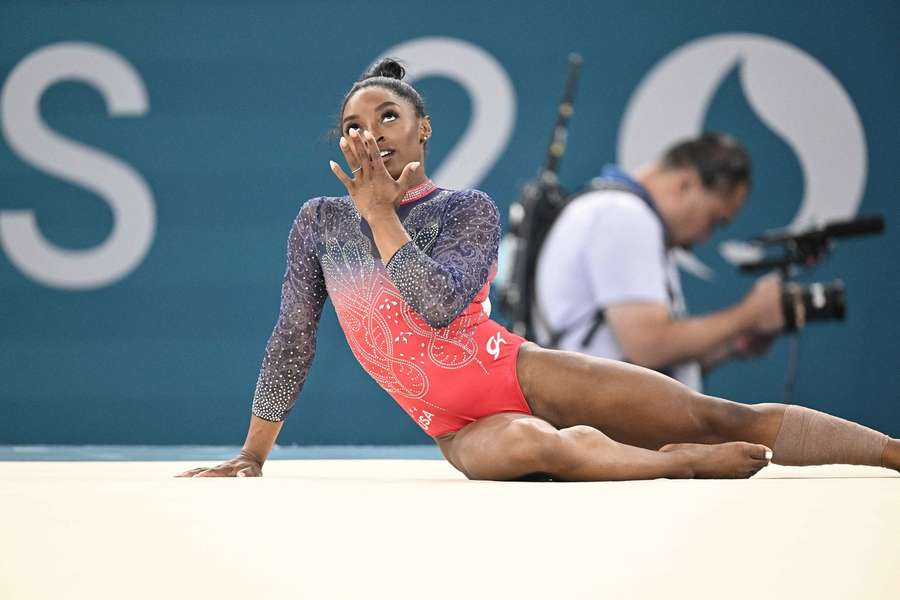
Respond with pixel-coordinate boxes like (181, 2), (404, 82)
(660, 132), (751, 195)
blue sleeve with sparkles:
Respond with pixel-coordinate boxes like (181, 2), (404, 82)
(251, 200), (327, 422)
(385, 189), (499, 329)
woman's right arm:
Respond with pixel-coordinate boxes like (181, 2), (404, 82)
(176, 200), (328, 477)
(175, 415), (283, 477)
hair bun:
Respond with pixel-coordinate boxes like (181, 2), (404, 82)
(362, 58), (405, 81)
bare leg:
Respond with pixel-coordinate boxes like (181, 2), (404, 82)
(515, 343), (899, 470)
(516, 343), (785, 449)
(436, 412), (771, 482)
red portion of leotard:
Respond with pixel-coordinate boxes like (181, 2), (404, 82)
(330, 270), (531, 437)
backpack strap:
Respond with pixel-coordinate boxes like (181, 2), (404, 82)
(534, 177), (673, 353)
(533, 178), (636, 349)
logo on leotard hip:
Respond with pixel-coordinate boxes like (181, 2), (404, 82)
(486, 332), (506, 360)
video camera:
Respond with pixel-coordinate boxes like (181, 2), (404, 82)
(735, 215), (885, 331)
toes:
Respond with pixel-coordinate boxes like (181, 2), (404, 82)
(747, 443), (773, 461)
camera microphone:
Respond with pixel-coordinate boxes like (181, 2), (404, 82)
(822, 215), (884, 239)
(752, 214), (885, 245)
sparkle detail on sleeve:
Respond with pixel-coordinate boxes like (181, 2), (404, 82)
(251, 199), (328, 422)
(385, 190), (500, 329)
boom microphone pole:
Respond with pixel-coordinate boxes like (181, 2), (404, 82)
(542, 53), (583, 181)
(499, 53), (583, 338)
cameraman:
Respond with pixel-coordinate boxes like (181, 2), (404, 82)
(533, 133), (790, 391)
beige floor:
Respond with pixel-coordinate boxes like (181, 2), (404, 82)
(2, 460), (898, 600)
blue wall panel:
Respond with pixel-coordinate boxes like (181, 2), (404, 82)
(1, 1), (898, 443)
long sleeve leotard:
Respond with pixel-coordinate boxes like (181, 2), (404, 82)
(251, 181), (530, 437)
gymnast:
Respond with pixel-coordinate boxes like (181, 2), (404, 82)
(178, 59), (899, 481)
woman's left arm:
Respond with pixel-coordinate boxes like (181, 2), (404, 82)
(329, 129), (500, 329)
(383, 190), (500, 328)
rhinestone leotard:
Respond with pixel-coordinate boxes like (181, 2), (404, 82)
(251, 181), (531, 437)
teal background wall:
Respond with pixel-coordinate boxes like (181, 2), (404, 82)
(2, 1), (898, 444)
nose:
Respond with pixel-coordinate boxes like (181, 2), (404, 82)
(368, 124), (385, 143)
(358, 127), (384, 145)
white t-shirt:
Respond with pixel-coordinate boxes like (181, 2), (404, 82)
(534, 189), (703, 391)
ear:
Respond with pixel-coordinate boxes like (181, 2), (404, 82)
(419, 116), (432, 143)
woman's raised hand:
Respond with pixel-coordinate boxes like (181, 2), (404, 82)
(174, 450), (263, 478)
(330, 129), (420, 222)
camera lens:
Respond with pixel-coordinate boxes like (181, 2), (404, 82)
(782, 279), (845, 331)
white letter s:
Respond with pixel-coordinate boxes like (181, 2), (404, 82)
(1, 42), (155, 290)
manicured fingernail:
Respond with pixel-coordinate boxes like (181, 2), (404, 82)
(411, 162), (421, 171)
(350, 129), (358, 137)
(765, 449), (773, 460)
(329, 160), (336, 169)
(340, 137), (347, 147)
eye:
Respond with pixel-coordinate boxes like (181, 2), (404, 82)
(382, 110), (398, 123)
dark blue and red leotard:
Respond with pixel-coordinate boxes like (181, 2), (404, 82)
(251, 180), (531, 437)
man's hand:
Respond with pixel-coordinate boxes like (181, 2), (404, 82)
(732, 332), (776, 359)
(741, 274), (785, 334)
(175, 449), (263, 478)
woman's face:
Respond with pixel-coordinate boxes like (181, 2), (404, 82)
(340, 86), (430, 179)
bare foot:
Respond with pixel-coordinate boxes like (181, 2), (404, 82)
(659, 442), (772, 479)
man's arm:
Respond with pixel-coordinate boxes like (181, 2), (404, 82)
(605, 275), (785, 369)
(606, 302), (751, 369)
(699, 332), (777, 374)
(699, 339), (736, 374)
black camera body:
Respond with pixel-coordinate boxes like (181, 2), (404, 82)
(782, 280), (845, 332)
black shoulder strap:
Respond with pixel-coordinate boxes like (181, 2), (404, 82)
(533, 178), (641, 349)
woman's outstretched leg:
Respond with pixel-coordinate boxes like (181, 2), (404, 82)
(515, 343), (784, 449)
(515, 343), (898, 470)
(436, 412), (772, 482)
